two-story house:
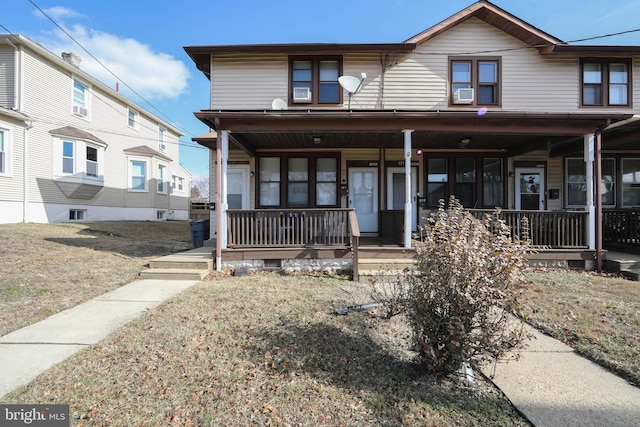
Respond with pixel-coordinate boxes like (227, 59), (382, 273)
(0, 34), (191, 224)
(185, 0), (640, 276)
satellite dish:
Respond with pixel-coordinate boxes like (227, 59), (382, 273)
(271, 98), (288, 110)
(338, 75), (365, 109)
(338, 76), (362, 94)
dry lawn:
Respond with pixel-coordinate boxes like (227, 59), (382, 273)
(0, 221), (191, 336)
(518, 269), (640, 386)
(3, 274), (529, 427)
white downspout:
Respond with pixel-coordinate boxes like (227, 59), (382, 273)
(584, 133), (595, 250)
(403, 129), (414, 248)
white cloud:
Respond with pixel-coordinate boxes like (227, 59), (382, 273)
(37, 9), (189, 101)
(34, 6), (86, 21)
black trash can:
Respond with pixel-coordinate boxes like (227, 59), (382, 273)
(189, 219), (210, 248)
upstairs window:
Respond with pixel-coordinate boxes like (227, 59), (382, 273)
(127, 108), (139, 129)
(158, 127), (167, 151)
(0, 128), (7, 175)
(72, 79), (90, 118)
(582, 59), (631, 106)
(450, 57), (500, 106)
(290, 57), (341, 105)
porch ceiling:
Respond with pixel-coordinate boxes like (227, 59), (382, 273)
(193, 110), (635, 156)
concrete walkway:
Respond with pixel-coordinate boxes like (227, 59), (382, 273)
(480, 321), (640, 427)
(0, 278), (199, 399)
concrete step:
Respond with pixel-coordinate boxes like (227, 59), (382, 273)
(148, 259), (212, 270)
(140, 268), (209, 281)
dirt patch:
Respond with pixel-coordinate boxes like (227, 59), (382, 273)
(0, 221), (191, 336)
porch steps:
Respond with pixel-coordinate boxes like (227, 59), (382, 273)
(356, 258), (416, 281)
(140, 247), (213, 280)
(604, 251), (640, 281)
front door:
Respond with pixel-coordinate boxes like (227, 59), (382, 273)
(387, 167), (418, 232)
(227, 165), (250, 209)
(348, 167), (378, 233)
(515, 167), (545, 210)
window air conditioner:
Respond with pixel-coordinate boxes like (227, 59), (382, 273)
(453, 88), (474, 104)
(73, 105), (88, 117)
(292, 87), (312, 103)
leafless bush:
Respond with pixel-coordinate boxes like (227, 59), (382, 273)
(366, 269), (411, 319)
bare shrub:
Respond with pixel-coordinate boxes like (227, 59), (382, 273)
(407, 196), (530, 376)
(366, 269), (411, 319)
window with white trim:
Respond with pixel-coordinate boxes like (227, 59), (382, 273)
(127, 108), (139, 129)
(172, 175), (184, 192)
(129, 159), (148, 191)
(0, 128), (8, 175)
(158, 126), (167, 151)
(69, 209), (86, 220)
(72, 79), (90, 118)
(157, 163), (167, 193)
(62, 141), (75, 174)
(86, 146), (98, 177)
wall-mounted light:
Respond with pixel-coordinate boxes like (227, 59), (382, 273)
(313, 135), (322, 144)
(416, 148), (423, 155)
(459, 138), (471, 149)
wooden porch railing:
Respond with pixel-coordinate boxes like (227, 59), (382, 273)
(226, 208), (354, 248)
(603, 209), (640, 246)
(469, 209), (588, 248)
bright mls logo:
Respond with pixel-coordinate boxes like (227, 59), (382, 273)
(0, 405), (68, 426)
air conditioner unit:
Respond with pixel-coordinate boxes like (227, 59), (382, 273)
(453, 88), (474, 104)
(73, 105), (88, 117)
(292, 87), (312, 103)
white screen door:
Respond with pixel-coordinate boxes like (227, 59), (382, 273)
(387, 167), (418, 232)
(348, 167), (378, 233)
(227, 165), (250, 209)
(515, 167), (545, 210)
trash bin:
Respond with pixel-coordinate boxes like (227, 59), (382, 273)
(189, 219), (210, 248)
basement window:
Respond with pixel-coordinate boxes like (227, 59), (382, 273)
(69, 209), (86, 221)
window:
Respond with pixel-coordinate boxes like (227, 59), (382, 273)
(258, 154), (340, 208)
(130, 160), (147, 191)
(72, 79), (89, 117)
(290, 56), (341, 105)
(566, 157), (616, 207)
(581, 59), (631, 106)
(426, 158), (448, 206)
(157, 210), (166, 220)
(454, 158), (476, 207)
(622, 158), (640, 206)
(69, 209), (86, 221)
(482, 158), (503, 207)
(172, 175), (184, 192)
(259, 157), (281, 207)
(0, 128), (7, 175)
(288, 158), (309, 206)
(127, 108), (139, 129)
(86, 146), (98, 177)
(316, 158), (338, 206)
(62, 141), (74, 174)
(158, 127), (167, 151)
(157, 163), (167, 193)
(450, 57), (500, 106)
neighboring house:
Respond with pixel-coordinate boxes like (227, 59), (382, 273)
(184, 0), (640, 274)
(0, 34), (191, 224)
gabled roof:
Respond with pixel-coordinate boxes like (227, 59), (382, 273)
(50, 126), (107, 146)
(124, 145), (172, 162)
(405, 0), (561, 50)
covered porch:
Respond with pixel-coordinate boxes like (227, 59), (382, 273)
(192, 109), (639, 276)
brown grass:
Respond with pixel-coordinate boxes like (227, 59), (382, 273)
(0, 221), (191, 336)
(3, 274), (528, 426)
(518, 269), (640, 386)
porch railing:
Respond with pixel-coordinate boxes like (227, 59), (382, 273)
(469, 209), (588, 248)
(603, 209), (640, 246)
(226, 208), (353, 248)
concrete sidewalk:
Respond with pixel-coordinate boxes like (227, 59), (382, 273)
(481, 322), (640, 427)
(0, 279), (199, 399)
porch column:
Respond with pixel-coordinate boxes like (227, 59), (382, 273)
(403, 129), (414, 248)
(215, 128), (222, 271)
(584, 133), (595, 250)
(220, 131), (230, 249)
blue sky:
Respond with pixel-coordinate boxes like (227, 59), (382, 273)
(3, 0), (640, 180)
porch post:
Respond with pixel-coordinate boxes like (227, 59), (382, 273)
(215, 127), (222, 271)
(220, 131), (230, 249)
(595, 129), (603, 270)
(584, 133), (595, 250)
(403, 129), (414, 248)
